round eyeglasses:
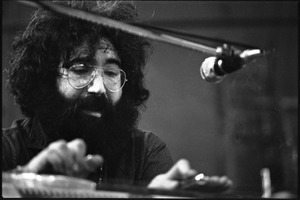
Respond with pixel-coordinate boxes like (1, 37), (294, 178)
(63, 63), (127, 92)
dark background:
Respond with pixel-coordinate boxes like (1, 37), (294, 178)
(2, 1), (298, 197)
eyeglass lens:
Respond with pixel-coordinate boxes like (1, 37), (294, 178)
(67, 64), (126, 91)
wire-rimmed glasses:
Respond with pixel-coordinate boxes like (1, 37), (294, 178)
(62, 63), (127, 92)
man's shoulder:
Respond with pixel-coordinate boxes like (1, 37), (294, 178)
(2, 118), (33, 170)
(132, 129), (157, 139)
(132, 129), (166, 146)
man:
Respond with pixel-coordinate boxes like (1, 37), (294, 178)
(2, 0), (231, 191)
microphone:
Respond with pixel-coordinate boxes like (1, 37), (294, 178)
(200, 49), (264, 83)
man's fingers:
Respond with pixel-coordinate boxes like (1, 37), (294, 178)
(206, 176), (233, 190)
(148, 174), (180, 190)
(46, 149), (68, 173)
(22, 139), (104, 178)
(25, 139), (87, 175)
(67, 138), (86, 161)
(84, 154), (104, 171)
(165, 159), (188, 179)
(165, 159), (197, 180)
(182, 175), (233, 192)
(25, 140), (72, 173)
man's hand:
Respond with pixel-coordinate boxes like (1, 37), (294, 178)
(147, 159), (232, 192)
(148, 159), (197, 190)
(20, 139), (103, 178)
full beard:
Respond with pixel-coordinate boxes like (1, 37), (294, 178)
(35, 87), (139, 158)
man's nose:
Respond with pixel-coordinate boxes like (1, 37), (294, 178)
(87, 73), (106, 95)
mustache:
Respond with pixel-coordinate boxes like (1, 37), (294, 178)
(58, 94), (110, 120)
(78, 95), (109, 111)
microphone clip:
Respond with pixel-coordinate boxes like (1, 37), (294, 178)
(214, 45), (244, 76)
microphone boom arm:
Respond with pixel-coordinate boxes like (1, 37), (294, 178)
(18, 0), (219, 55)
(18, 0), (265, 57)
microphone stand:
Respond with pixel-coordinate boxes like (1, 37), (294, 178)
(18, 0), (264, 57)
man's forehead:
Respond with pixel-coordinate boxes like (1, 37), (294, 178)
(98, 38), (115, 51)
(70, 38), (118, 61)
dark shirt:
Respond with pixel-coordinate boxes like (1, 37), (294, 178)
(2, 118), (174, 186)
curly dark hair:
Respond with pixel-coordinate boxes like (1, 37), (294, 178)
(7, 0), (151, 118)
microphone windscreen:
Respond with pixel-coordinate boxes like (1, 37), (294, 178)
(200, 57), (225, 83)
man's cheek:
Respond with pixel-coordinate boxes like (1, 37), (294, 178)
(57, 77), (83, 100)
(107, 90), (122, 105)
